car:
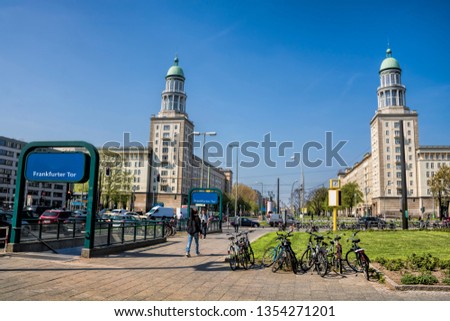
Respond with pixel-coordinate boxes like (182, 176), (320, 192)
(0, 211), (32, 239)
(109, 214), (143, 228)
(231, 217), (260, 228)
(358, 216), (386, 228)
(64, 213), (87, 232)
(39, 210), (73, 225)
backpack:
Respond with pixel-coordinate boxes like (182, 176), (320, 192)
(187, 218), (196, 235)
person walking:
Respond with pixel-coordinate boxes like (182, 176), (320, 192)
(234, 214), (240, 233)
(185, 208), (201, 257)
(200, 207), (208, 239)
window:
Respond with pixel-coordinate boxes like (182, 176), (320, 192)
(163, 125), (170, 131)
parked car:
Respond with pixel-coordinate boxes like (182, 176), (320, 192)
(231, 217), (260, 227)
(358, 216), (386, 228)
(0, 211), (32, 238)
(39, 210), (72, 224)
(64, 213), (87, 233)
(109, 214), (143, 228)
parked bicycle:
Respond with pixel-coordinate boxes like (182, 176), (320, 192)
(240, 231), (255, 266)
(299, 232), (328, 277)
(345, 230), (370, 280)
(262, 232), (298, 274)
(324, 234), (343, 274)
(227, 233), (248, 271)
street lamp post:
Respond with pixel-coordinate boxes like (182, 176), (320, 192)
(228, 143), (239, 225)
(255, 181), (264, 216)
(383, 182), (391, 221)
(290, 180), (298, 215)
(193, 131), (217, 188)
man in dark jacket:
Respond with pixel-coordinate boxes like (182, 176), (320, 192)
(185, 208), (201, 257)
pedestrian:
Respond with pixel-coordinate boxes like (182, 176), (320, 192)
(200, 207), (208, 239)
(234, 215), (240, 233)
(185, 208), (201, 257)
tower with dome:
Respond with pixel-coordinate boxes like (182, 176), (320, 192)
(338, 49), (450, 219)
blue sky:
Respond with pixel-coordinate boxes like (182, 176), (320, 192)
(1, 0), (450, 204)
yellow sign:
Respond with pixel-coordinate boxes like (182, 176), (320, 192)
(329, 179), (340, 189)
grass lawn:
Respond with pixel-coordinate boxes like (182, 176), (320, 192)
(252, 230), (450, 262)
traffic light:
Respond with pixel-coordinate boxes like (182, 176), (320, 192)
(67, 190), (72, 200)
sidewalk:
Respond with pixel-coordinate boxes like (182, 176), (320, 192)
(0, 227), (448, 301)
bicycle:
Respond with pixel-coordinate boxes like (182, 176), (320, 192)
(324, 234), (343, 274)
(299, 232), (328, 277)
(270, 232), (298, 274)
(345, 230), (370, 280)
(227, 233), (248, 271)
(240, 231), (255, 266)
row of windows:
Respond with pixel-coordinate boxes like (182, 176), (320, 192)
(124, 162), (143, 167)
(165, 79), (184, 92)
(379, 89), (405, 108)
(425, 162), (450, 169)
(162, 95), (186, 112)
(0, 140), (23, 149)
(385, 130), (412, 137)
(422, 154), (450, 160)
(380, 72), (401, 87)
(385, 121), (411, 128)
(156, 124), (179, 131)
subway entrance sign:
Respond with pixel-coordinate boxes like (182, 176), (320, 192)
(191, 191), (219, 205)
(25, 152), (90, 183)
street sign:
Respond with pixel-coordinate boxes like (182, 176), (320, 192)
(191, 191), (219, 204)
(25, 152), (89, 183)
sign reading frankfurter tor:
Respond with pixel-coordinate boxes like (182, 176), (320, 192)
(191, 191), (219, 204)
(25, 152), (89, 183)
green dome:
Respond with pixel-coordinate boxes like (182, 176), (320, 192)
(166, 56), (185, 78)
(379, 48), (401, 72)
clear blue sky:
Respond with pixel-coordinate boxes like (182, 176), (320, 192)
(1, 0), (450, 204)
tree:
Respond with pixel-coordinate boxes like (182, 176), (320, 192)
(99, 150), (134, 209)
(306, 187), (328, 218)
(429, 164), (450, 220)
(340, 182), (364, 217)
(228, 183), (259, 215)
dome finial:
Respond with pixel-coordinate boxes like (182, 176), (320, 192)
(174, 55), (179, 66)
(386, 47), (392, 58)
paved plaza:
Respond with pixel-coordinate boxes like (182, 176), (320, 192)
(0, 227), (448, 301)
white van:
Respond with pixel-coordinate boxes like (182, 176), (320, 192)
(146, 206), (175, 219)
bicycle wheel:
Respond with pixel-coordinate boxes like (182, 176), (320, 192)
(228, 246), (237, 271)
(246, 245), (255, 265)
(288, 250), (298, 274)
(299, 248), (314, 272)
(239, 249), (249, 270)
(361, 253), (370, 280)
(346, 250), (362, 272)
(315, 250), (328, 277)
(262, 246), (277, 267)
(271, 251), (284, 273)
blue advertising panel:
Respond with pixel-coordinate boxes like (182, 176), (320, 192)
(25, 152), (89, 183)
(191, 191), (219, 204)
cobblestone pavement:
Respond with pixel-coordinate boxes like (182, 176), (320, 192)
(0, 227), (449, 301)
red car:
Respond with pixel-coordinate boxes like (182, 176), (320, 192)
(39, 210), (72, 224)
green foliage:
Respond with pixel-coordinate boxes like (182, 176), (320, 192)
(340, 182), (364, 214)
(401, 272), (438, 285)
(407, 253), (439, 271)
(442, 278), (450, 285)
(377, 258), (406, 271)
(438, 259), (450, 270)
